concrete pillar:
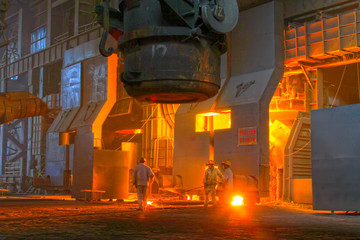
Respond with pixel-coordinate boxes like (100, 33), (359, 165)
(17, 9), (22, 57)
(357, 63), (360, 102)
(26, 69), (33, 176)
(221, 1), (284, 198)
(39, 67), (44, 98)
(173, 1), (284, 198)
(0, 75), (4, 174)
(0, 124), (2, 174)
(47, 0), (52, 47)
(316, 69), (324, 109)
(74, 0), (79, 36)
(72, 54), (118, 199)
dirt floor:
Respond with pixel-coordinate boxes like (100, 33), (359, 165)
(1, 196), (360, 239)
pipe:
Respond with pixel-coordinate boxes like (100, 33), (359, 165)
(0, 92), (49, 124)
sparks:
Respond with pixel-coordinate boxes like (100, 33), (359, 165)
(231, 196), (244, 206)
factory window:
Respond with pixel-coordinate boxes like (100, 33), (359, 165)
(195, 110), (231, 132)
(31, 27), (47, 53)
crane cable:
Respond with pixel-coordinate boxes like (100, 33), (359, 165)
(330, 63), (347, 107)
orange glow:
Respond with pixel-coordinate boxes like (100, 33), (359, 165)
(93, 54), (118, 148)
(134, 129), (142, 134)
(186, 195), (200, 201)
(269, 120), (291, 200)
(115, 129), (142, 134)
(231, 196), (244, 206)
(199, 112), (220, 117)
(204, 165), (219, 170)
(192, 195), (199, 201)
(147, 201), (153, 206)
(269, 120), (291, 157)
(195, 109), (231, 132)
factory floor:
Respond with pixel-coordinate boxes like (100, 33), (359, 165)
(0, 195), (360, 239)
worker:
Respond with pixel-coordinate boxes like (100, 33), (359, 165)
(203, 160), (223, 207)
(221, 159), (233, 206)
(133, 157), (154, 211)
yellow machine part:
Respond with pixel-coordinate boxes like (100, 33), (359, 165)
(0, 92), (49, 124)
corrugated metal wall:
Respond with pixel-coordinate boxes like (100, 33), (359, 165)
(285, 9), (360, 66)
(284, 113), (312, 203)
(291, 121), (312, 178)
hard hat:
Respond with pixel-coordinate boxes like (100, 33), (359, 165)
(139, 157), (146, 163)
(222, 159), (231, 167)
(207, 160), (215, 165)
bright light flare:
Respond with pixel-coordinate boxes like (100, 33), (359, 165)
(204, 165), (219, 170)
(231, 196), (244, 206)
(147, 201), (153, 205)
(200, 112), (220, 117)
(186, 195), (200, 201)
(192, 195), (199, 201)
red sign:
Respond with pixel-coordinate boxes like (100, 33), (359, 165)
(238, 127), (257, 145)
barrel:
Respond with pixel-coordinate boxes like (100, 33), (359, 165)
(118, 0), (225, 103)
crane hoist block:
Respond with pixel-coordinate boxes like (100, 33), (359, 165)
(95, 0), (239, 103)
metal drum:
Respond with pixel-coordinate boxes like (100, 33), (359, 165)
(121, 38), (222, 103)
(96, 0), (238, 103)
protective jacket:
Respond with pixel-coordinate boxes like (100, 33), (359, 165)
(222, 168), (233, 190)
(204, 167), (223, 186)
(133, 163), (154, 186)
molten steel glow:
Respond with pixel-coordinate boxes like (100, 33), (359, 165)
(115, 129), (143, 134)
(200, 112), (220, 117)
(231, 196), (244, 206)
(195, 110), (231, 132)
(186, 195), (200, 201)
(192, 195), (199, 201)
(147, 201), (153, 205)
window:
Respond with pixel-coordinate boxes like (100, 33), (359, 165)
(195, 110), (231, 132)
(31, 27), (47, 53)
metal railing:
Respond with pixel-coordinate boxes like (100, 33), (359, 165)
(78, 21), (98, 34)
(53, 32), (70, 44)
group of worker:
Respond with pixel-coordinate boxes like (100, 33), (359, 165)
(132, 157), (233, 210)
(203, 159), (233, 207)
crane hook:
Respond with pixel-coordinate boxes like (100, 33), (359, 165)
(99, 0), (114, 57)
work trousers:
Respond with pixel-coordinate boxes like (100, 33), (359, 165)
(136, 185), (148, 209)
(204, 184), (217, 206)
(221, 186), (233, 206)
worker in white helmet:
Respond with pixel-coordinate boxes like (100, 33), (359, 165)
(133, 157), (154, 211)
(221, 159), (233, 206)
(203, 160), (223, 207)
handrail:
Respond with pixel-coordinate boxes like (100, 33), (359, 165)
(0, 25), (102, 75)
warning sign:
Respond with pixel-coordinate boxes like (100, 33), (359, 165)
(238, 127), (257, 145)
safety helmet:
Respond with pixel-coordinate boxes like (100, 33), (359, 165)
(222, 159), (231, 167)
(207, 160), (215, 165)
